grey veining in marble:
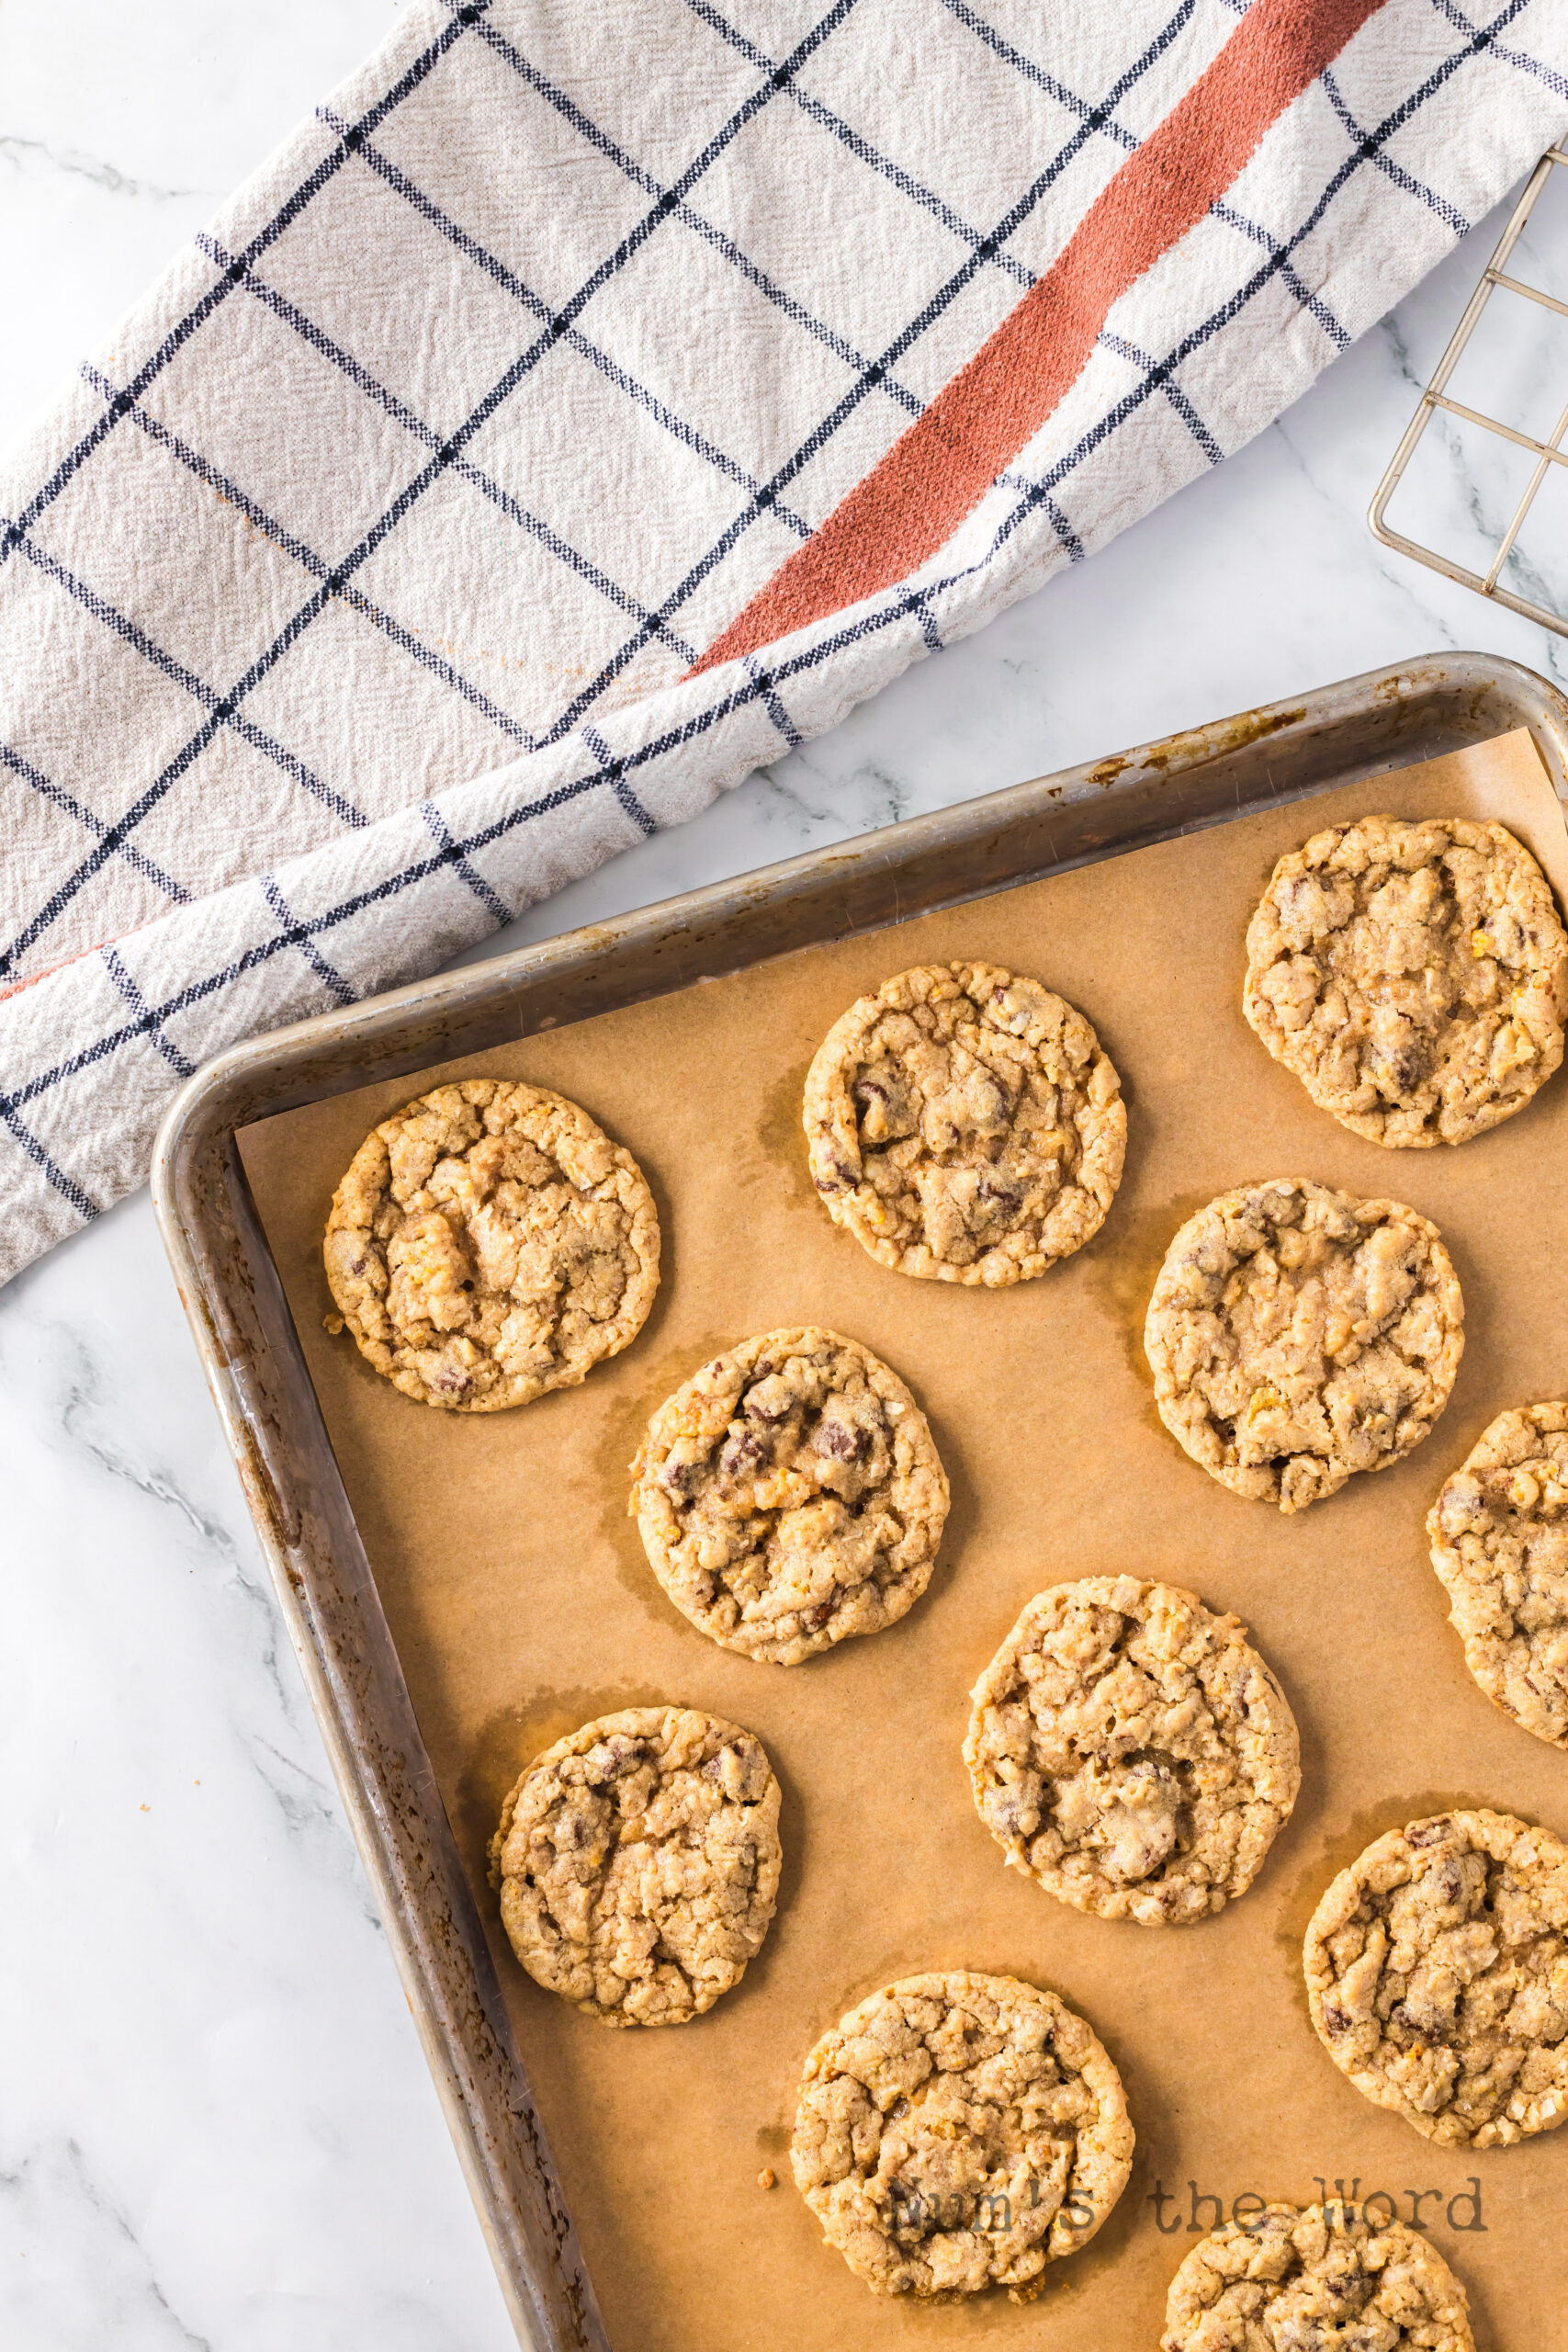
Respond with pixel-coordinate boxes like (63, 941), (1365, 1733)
(6, 5), (1568, 2346)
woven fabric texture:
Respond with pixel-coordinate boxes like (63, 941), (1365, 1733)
(3, 0), (1566, 1282)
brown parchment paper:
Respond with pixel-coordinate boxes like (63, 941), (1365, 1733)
(240, 728), (1568, 2352)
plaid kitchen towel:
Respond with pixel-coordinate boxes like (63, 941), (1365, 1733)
(4, 0), (1567, 1283)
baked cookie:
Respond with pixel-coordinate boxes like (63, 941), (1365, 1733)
(964, 1578), (1300, 1926)
(1428, 1403), (1568, 1747)
(630, 1328), (949, 1665)
(1144, 1179), (1463, 1512)
(324, 1078), (659, 1410)
(803, 961), (1124, 1284)
(1161, 2201), (1475, 2352)
(790, 1972), (1132, 2300)
(1304, 1808), (1568, 2146)
(1243, 813), (1568, 1147)
(488, 1706), (781, 2027)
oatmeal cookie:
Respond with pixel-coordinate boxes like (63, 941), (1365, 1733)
(964, 1578), (1300, 1926)
(803, 961), (1125, 1284)
(1428, 1403), (1568, 1748)
(1144, 1179), (1463, 1512)
(790, 1972), (1132, 2299)
(1161, 2201), (1475, 2352)
(488, 1706), (781, 2027)
(630, 1328), (948, 1665)
(1304, 1808), (1568, 2146)
(1243, 813), (1568, 1147)
(324, 1078), (659, 1410)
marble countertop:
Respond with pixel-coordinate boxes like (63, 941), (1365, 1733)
(5, 6), (1568, 2346)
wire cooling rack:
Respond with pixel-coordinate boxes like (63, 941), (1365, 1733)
(1371, 148), (1568, 637)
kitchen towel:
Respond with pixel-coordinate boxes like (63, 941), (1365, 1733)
(4, 0), (1566, 1284)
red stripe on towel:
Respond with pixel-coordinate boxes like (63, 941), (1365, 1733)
(688, 0), (1386, 676)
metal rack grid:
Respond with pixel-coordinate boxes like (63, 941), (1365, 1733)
(1371, 147), (1568, 637)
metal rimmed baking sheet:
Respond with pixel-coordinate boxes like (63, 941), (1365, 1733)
(155, 654), (1568, 2350)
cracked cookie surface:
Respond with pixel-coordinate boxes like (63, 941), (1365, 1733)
(803, 961), (1124, 1284)
(1304, 1808), (1568, 2147)
(1161, 2202), (1475, 2351)
(964, 1578), (1300, 1926)
(323, 1078), (659, 1410)
(1243, 812), (1568, 1147)
(1429, 1402), (1568, 1748)
(1145, 1179), (1463, 1512)
(630, 1328), (949, 1665)
(488, 1706), (781, 2027)
(790, 1972), (1132, 2300)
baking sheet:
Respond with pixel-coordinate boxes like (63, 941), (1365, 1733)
(239, 728), (1568, 2352)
